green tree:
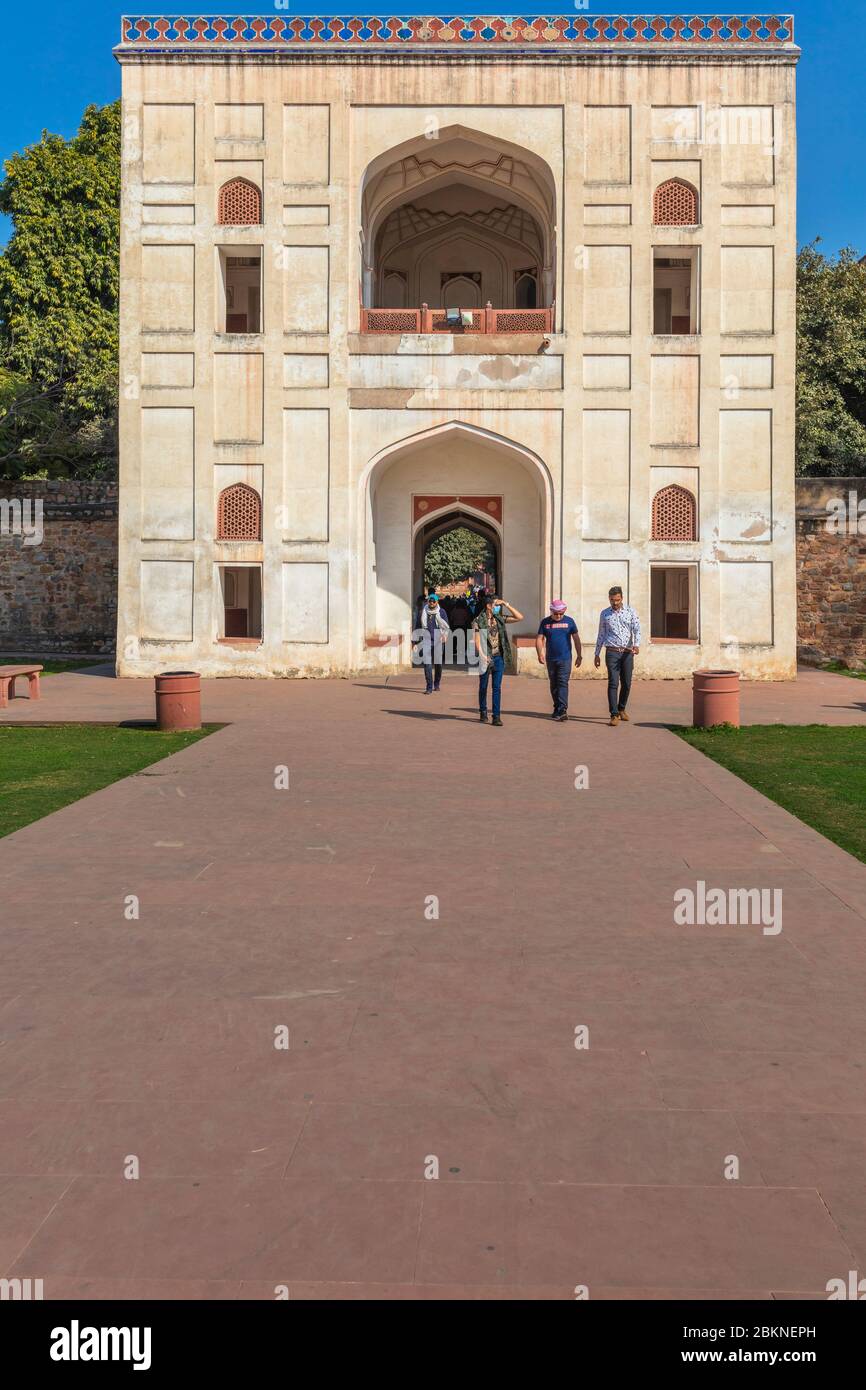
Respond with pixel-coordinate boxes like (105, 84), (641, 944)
(0, 100), (120, 478)
(796, 241), (866, 477)
(424, 526), (495, 586)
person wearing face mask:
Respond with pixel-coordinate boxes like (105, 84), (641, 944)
(419, 593), (450, 694)
(471, 592), (523, 725)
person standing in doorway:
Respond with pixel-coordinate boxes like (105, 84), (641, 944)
(420, 593), (450, 694)
(536, 600), (582, 721)
(472, 592), (523, 725)
(594, 586), (641, 726)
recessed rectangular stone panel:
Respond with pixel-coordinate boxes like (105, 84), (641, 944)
(583, 246), (631, 335)
(282, 562), (329, 643)
(721, 355), (774, 391)
(720, 562), (773, 646)
(581, 559), (629, 639)
(651, 106), (700, 143)
(282, 106), (330, 184)
(214, 104), (264, 141)
(347, 355), (562, 391)
(141, 245), (195, 332)
(140, 407), (194, 540)
(140, 560), (194, 641)
(283, 247), (329, 333)
(582, 411), (630, 540)
(720, 107), (774, 186)
(282, 409), (329, 540)
(283, 354), (330, 389)
(650, 356), (700, 446)
(142, 104), (195, 184)
(141, 353), (195, 390)
(213, 354), (264, 443)
(719, 410), (772, 542)
(584, 107), (631, 185)
(582, 355), (631, 390)
(584, 205), (631, 226)
(721, 246), (774, 335)
(282, 206), (330, 226)
(721, 205), (775, 227)
(142, 204), (195, 225)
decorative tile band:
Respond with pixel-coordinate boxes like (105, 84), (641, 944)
(119, 16), (796, 48)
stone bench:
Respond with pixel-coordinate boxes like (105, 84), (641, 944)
(0, 665), (43, 708)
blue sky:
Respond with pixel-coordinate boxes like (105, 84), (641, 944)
(0, 5), (861, 256)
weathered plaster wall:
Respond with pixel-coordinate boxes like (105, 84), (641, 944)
(116, 40), (799, 678)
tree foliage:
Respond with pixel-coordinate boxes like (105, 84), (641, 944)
(796, 242), (866, 477)
(0, 101), (120, 478)
(424, 526), (495, 586)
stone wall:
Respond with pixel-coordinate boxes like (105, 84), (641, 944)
(796, 478), (866, 668)
(0, 481), (118, 655)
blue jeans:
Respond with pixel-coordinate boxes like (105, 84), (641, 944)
(606, 649), (634, 716)
(479, 653), (505, 717)
(547, 657), (572, 715)
(423, 662), (442, 691)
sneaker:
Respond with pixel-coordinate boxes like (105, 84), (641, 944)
(433, 685), (441, 692)
(557, 712), (569, 722)
(609, 714), (619, 726)
(492, 716), (503, 727)
(618, 709), (629, 721)
(550, 711), (559, 720)
(424, 689), (432, 695)
(479, 712), (489, 723)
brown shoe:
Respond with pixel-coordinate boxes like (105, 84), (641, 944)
(609, 714), (619, 726)
(618, 710), (630, 722)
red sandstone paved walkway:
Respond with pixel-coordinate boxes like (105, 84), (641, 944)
(1, 668), (865, 1300)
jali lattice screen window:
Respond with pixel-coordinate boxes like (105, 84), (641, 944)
(653, 179), (698, 226)
(217, 483), (262, 541)
(651, 484), (697, 541)
(218, 177), (262, 226)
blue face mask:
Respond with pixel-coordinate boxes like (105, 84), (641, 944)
(493, 604), (502, 615)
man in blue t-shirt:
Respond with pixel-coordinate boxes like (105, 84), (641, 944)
(535, 600), (582, 721)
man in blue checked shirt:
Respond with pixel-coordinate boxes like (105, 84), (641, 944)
(594, 586), (642, 726)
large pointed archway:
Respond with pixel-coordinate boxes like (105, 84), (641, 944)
(359, 125), (557, 326)
(358, 421), (554, 666)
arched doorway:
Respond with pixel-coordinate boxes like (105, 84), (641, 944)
(359, 421), (554, 667)
(416, 510), (500, 600)
(413, 509), (501, 664)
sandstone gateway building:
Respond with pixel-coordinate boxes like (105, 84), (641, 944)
(115, 14), (798, 679)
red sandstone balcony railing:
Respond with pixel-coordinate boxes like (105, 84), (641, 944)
(119, 17), (796, 48)
(360, 302), (554, 335)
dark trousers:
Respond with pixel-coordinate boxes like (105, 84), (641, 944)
(423, 662), (443, 691)
(478, 653), (505, 717)
(606, 649), (634, 716)
(547, 657), (572, 715)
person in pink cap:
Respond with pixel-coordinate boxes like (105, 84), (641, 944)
(535, 600), (582, 721)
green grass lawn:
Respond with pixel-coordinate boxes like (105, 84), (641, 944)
(676, 724), (866, 864)
(1, 657), (107, 675)
(821, 661), (866, 681)
(0, 723), (216, 838)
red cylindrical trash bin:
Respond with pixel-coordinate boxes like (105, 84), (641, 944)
(692, 669), (740, 728)
(155, 671), (201, 731)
